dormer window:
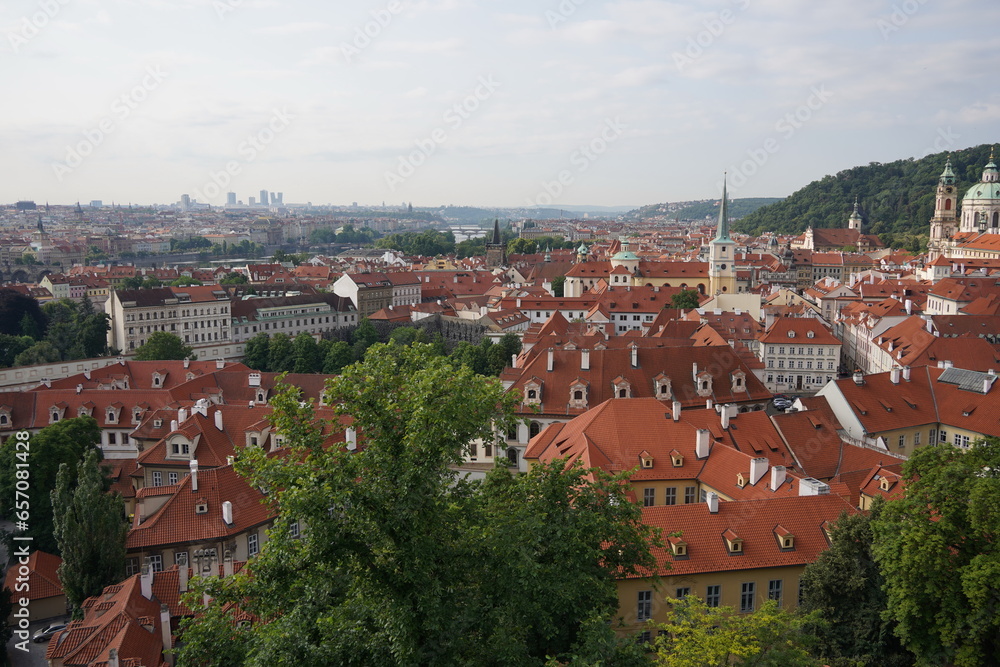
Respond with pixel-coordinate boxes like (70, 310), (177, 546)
(153, 419), (163, 428)
(107, 409), (117, 424)
(613, 377), (631, 399)
(775, 525), (795, 550)
(787, 331), (796, 338)
(195, 501), (208, 514)
(50, 410), (60, 423)
(736, 472), (747, 488)
(639, 451), (653, 469)
(880, 477), (894, 492)
(569, 381), (589, 409)
(670, 450), (684, 467)
(0, 414), (8, 426)
(523, 379), (542, 405)
(669, 536), (688, 558)
(807, 331), (815, 338)
(132, 408), (143, 424)
(724, 529), (743, 554)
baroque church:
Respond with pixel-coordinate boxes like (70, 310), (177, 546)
(791, 199), (884, 253)
(929, 151), (1000, 260)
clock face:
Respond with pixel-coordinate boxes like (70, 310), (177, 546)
(720, 264), (727, 270)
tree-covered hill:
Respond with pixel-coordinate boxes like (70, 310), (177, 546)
(625, 197), (781, 222)
(734, 144), (996, 240)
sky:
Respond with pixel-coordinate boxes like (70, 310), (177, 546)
(2, 0), (999, 209)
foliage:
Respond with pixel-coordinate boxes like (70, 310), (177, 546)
(652, 596), (822, 666)
(0, 334), (36, 367)
(670, 289), (701, 310)
(800, 507), (911, 667)
(734, 144), (995, 238)
(322, 340), (354, 374)
(291, 333), (321, 374)
(170, 235), (213, 252)
(52, 449), (127, 613)
(33, 297), (111, 362)
(308, 224), (379, 246)
(13, 340), (61, 366)
(170, 277), (203, 286)
(266, 333), (295, 373)
(551, 275), (566, 298)
(133, 331), (195, 361)
(871, 438), (1000, 666)
(455, 236), (486, 258)
(375, 229), (456, 257)
(0, 288), (46, 337)
(351, 317), (380, 359)
(0, 417), (102, 554)
(219, 272), (249, 285)
(243, 333), (270, 371)
(176, 344), (658, 666)
(0, 585), (13, 653)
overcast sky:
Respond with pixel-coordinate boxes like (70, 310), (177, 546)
(3, 0), (998, 208)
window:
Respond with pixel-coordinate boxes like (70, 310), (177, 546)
(664, 487), (677, 506)
(956, 434), (970, 448)
(699, 489), (708, 503)
(168, 472), (178, 485)
(675, 587), (690, 599)
(637, 590), (652, 621)
(740, 582), (755, 613)
(939, 430), (948, 444)
(898, 435), (906, 449)
(639, 631), (651, 645)
(289, 521), (300, 538)
(152, 471), (162, 487)
(706, 585), (721, 607)
(914, 431), (921, 446)
(248, 533), (259, 558)
(684, 486), (696, 504)
(768, 579), (782, 604)
(175, 552), (188, 566)
(529, 422), (541, 438)
(643, 488), (655, 507)
(930, 428), (937, 444)
(108, 432), (117, 445)
(125, 558), (139, 576)
(148, 554), (163, 573)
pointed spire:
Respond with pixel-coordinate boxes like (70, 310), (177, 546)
(713, 174), (732, 243)
(491, 218), (501, 244)
(939, 155), (956, 185)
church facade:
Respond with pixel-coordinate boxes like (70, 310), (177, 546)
(929, 152), (1000, 260)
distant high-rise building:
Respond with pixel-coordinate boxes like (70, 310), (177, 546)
(90, 200), (103, 208)
(276, 192), (283, 204)
(270, 192), (277, 205)
(227, 192), (237, 206)
(260, 190), (269, 207)
(181, 194), (191, 209)
(249, 196), (256, 206)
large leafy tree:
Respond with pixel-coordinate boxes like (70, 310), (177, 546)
(0, 288), (46, 338)
(321, 340), (354, 374)
(0, 417), (102, 554)
(177, 344), (658, 666)
(243, 333), (270, 371)
(133, 331), (195, 361)
(51, 449), (128, 613)
(291, 332), (321, 374)
(670, 289), (701, 309)
(653, 596), (821, 667)
(872, 439), (1000, 666)
(800, 507), (911, 667)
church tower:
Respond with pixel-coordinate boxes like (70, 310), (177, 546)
(847, 197), (863, 231)
(485, 218), (507, 268)
(928, 158), (959, 260)
(709, 176), (737, 294)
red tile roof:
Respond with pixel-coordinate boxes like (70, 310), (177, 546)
(2, 550), (63, 601)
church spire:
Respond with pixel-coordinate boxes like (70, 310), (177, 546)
(491, 218), (501, 244)
(713, 175), (732, 242)
(940, 155), (956, 185)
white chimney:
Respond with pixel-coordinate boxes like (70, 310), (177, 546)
(890, 366), (901, 384)
(696, 429), (711, 458)
(345, 427), (357, 451)
(170, 419), (178, 432)
(159, 604), (173, 663)
(750, 457), (768, 485)
(190, 459), (199, 492)
(706, 491), (719, 513)
(799, 477), (830, 496)
(178, 407), (188, 422)
(222, 500), (233, 525)
(985, 377), (992, 394)
(902, 365), (911, 381)
(721, 407), (730, 429)
(671, 400), (681, 421)
(183, 357), (191, 368)
(84, 369), (91, 380)
(853, 371), (864, 386)
(581, 349), (590, 371)
(547, 349), (554, 372)
(692, 362), (698, 378)
(248, 372), (261, 387)
(76, 384), (83, 394)
(223, 550), (234, 577)
(108, 648), (120, 667)
(178, 553), (189, 593)
(770, 465), (787, 491)
(905, 299), (912, 315)
(214, 410), (223, 431)
(140, 560), (153, 599)
(215, 358), (225, 369)
(705, 399), (713, 410)
(631, 345), (638, 368)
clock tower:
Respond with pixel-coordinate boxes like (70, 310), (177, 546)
(928, 158), (958, 260)
(709, 176), (737, 294)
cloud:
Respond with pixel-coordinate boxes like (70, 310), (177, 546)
(253, 21), (330, 35)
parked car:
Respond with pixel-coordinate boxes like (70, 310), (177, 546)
(32, 623), (66, 643)
(772, 397), (793, 410)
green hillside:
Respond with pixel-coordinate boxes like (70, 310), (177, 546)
(734, 145), (996, 244)
(626, 197), (781, 221)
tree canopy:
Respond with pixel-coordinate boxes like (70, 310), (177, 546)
(177, 343), (659, 666)
(133, 332), (195, 361)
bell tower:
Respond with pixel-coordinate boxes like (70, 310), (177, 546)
(929, 157), (958, 260)
(709, 175), (737, 294)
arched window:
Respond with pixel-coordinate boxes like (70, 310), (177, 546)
(529, 421), (541, 438)
(574, 390), (583, 400)
(945, 199), (952, 211)
(618, 389), (627, 398)
(507, 448), (519, 467)
(527, 389), (537, 399)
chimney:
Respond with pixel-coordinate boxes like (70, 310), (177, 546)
(109, 648), (120, 667)
(706, 491), (719, 513)
(214, 410), (223, 431)
(170, 419), (178, 432)
(692, 362), (698, 378)
(248, 372), (261, 387)
(890, 366), (901, 384)
(943, 360), (953, 369)
(671, 400), (681, 421)
(178, 407), (187, 422)
(215, 358), (225, 369)
(852, 370), (864, 386)
(516, 298), (521, 308)
(902, 365), (911, 381)
(985, 377), (992, 394)
(190, 459), (199, 491)
(76, 383), (82, 394)
(750, 457), (768, 485)
(183, 357), (191, 368)
(630, 345), (638, 368)
(547, 349), (554, 372)
(581, 349), (590, 371)
(84, 369), (91, 380)
(160, 604), (174, 665)
(223, 550), (234, 577)
(905, 299), (912, 315)
(178, 553), (189, 592)
(222, 500), (233, 525)
(705, 399), (713, 410)
(695, 429), (710, 458)
(140, 559), (153, 599)
(799, 477), (830, 496)
(345, 426), (357, 451)
(770, 465), (787, 491)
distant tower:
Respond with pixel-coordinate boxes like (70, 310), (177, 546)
(227, 192), (237, 206)
(276, 192), (284, 205)
(709, 175), (737, 294)
(847, 197), (863, 231)
(181, 194), (191, 210)
(485, 219), (507, 268)
(575, 242), (588, 263)
(260, 190), (269, 207)
(928, 157), (959, 260)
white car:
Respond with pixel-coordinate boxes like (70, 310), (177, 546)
(32, 623), (66, 643)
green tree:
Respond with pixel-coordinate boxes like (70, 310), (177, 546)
(291, 332), (321, 374)
(388, 326), (427, 346)
(133, 332), (195, 361)
(141, 276), (163, 289)
(351, 317), (379, 359)
(872, 439), (1000, 666)
(266, 333), (294, 373)
(243, 333), (270, 371)
(0, 334), (35, 368)
(177, 344), (657, 666)
(51, 449), (127, 614)
(219, 272), (249, 285)
(321, 340), (354, 374)
(13, 340), (61, 366)
(551, 275), (566, 297)
(670, 289), (701, 309)
(507, 238), (536, 255)
(0, 417), (102, 554)
(170, 277), (203, 287)
(800, 507), (911, 667)
(120, 276), (143, 290)
(653, 596), (821, 667)
(0, 585), (13, 655)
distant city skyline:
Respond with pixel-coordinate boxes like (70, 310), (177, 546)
(3, 0), (998, 208)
